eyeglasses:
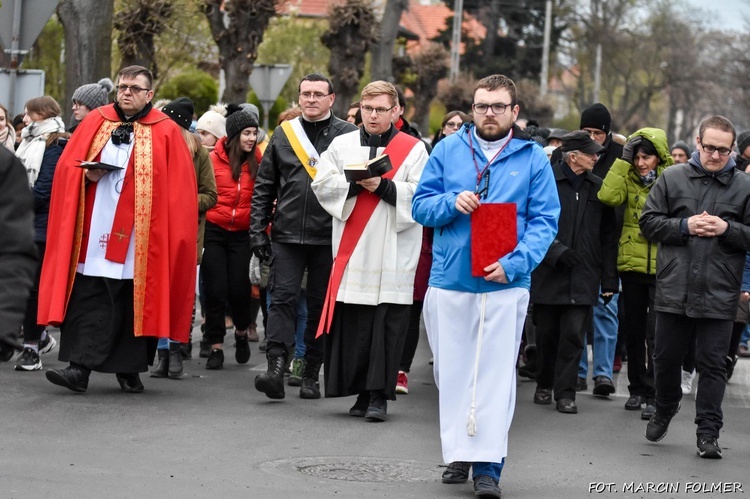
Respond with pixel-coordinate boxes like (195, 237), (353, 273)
(444, 121), (463, 129)
(299, 92), (331, 100)
(472, 102), (513, 115)
(583, 128), (607, 138)
(700, 142), (732, 156)
(361, 105), (394, 116)
(117, 84), (150, 94)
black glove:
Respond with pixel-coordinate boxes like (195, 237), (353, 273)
(252, 243), (273, 262)
(558, 249), (584, 268)
(621, 136), (642, 164)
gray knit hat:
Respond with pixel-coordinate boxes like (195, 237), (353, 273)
(72, 78), (115, 110)
(670, 141), (691, 159)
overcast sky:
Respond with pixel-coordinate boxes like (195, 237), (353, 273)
(684, 0), (750, 31)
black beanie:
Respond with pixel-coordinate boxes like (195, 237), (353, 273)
(162, 97), (194, 131)
(225, 103), (259, 142)
(737, 131), (750, 156)
(580, 103), (611, 134)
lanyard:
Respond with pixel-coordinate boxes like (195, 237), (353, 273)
(468, 128), (513, 198)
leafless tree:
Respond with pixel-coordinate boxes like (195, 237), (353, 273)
(114, 0), (174, 80)
(370, 0), (408, 81)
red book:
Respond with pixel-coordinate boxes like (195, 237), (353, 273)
(471, 203), (517, 277)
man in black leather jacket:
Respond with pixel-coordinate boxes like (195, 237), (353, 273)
(640, 115), (750, 459)
(251, 73), (357, 400)
(0, 147), (37, 360)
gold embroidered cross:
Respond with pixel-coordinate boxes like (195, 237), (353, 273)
(114, 228), (128, 242)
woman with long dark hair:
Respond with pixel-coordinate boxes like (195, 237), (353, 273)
(201, 106), (262, 370)
(431, 110), (471, 146)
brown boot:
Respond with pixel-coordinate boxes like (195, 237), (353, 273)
(247, 323), (259, 342)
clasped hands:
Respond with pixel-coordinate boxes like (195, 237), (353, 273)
(687, 211), (728, 237)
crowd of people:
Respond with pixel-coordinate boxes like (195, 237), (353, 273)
(2, 65), (750, 499)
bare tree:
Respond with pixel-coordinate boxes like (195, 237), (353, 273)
(202, 0), (280, 103)
(397, 43), (449, 134)
(114, 0), (174, 80)
(322, 0), (378, 117)
(370, 0), (408, 81)
(57, 0), (114, 123)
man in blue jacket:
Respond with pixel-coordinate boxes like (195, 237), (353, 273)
(412, 74), (560, 498)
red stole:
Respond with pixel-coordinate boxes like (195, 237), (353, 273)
(316, 132), (419, 338)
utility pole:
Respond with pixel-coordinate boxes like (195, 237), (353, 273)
(540, 0), (552, 96)
(449, 0), (463, 83)
(593, 43), (601, 103)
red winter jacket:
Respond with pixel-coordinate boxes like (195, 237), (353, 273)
(206, 137), (261, 231)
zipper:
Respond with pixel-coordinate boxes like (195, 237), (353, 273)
(229, 180), (241, 229)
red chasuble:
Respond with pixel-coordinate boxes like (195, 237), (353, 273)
(37, 104), (198, 342)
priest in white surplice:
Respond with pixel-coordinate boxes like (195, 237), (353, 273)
(311, 81), (428, 423)
(412, 75), (560, 497)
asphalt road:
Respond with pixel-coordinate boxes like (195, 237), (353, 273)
(1, 324), (748, 499)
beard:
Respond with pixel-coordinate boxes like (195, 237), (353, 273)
(476, 119), (512, 142)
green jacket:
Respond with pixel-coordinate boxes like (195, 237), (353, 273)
(597, 127), (674, 275)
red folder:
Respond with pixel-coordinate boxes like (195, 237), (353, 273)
(471, 203), (517, 276)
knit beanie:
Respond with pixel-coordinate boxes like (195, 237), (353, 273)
(162, 97), (194, 131)
(580, 103), (611, 134)
(196, 104), (227, 140)
(72, 78), (115, 110)
(671, 141), (691, 158)
(737, 131), (750, 156)
(225, 104), (259, 143)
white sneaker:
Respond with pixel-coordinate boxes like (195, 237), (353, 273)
(681, 369), (695, 395)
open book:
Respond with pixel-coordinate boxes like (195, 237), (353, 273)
(344, 154), (393, 182)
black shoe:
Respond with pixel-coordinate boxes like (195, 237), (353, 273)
(625, 395), (645, 410)
(168, 342), (184, 378)
(533, 387), (552, 405)
(255, 351), (286, 399)
(517, 364), (536, 380)
(441, 461), (471, 484)
(116, 373), (144, 393)
(234, 331), (251, 364)
(641, 400), (656, 420)
(180, 338), (192, 359)
(199, 337), (210, 358)
(299, 360), (321, 399)
(592, 376), (615, 397)
(150, 349), (169, 378)
(206, 348), (224, 370)
(645, 404), (680, 442)
(46, 366), (89, 393)
(365, 392), (388, 422)
(697, 434), (722, 459)
(349, 392), (369, 417)
(473, 475), (502, 498)
(576, 377), (588, 392)
(556, 398), (577, 414)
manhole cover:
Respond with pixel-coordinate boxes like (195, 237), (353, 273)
(260, 456), (438, 483)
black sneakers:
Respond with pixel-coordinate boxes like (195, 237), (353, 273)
(473, 475), (502, 498)
(697, 434), (722, 459)
(645, 404), (680, 442)
(441, 461), (471, 484)
(206, 348), (224, 370)
(15, 347), (42, 371)
(234, 331), (250, 364)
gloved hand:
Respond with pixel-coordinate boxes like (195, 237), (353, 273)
(558, 249), (584, 268)
(621, 136), (642, 164)
(252, 243), (273, 262)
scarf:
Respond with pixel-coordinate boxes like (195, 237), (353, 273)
(15, 117), (66, 187)
(638, 169), (657, 186)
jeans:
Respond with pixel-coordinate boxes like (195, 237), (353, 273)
(578, 284), (618, 379)
(472, 459), (505, 481)
(653, 312), (732, 437)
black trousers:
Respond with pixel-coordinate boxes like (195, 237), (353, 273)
(653, 312), (732, 437)
(620, 272), (656, 399)
(22, 242), (46, 342)
(266, 242), (331, 365)
(201, 222), (251, 345)
(533, 304), (590, 400)
(398, 300), (423, 373)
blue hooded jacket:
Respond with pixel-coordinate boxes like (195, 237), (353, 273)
(412, 124), (560, 293)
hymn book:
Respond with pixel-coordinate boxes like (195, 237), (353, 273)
(471, 203), (517, 277)
(344, 154), (393, 182)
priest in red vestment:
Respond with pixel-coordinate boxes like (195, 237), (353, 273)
(38, 65), (197, 393)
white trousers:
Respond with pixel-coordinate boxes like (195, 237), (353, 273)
(424, 286), (529, 463)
